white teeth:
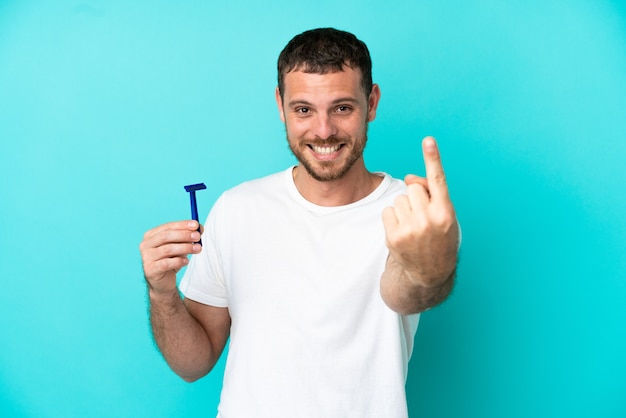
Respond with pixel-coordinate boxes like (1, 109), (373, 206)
(311, 145), (341, 154)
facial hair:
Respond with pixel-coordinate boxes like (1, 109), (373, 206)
(287, 128), (368, 182)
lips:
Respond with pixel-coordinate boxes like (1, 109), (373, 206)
(310, 144), (342, 154)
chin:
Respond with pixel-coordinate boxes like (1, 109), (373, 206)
(301, 160), (353, 182)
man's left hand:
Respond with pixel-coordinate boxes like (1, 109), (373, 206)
(381, 136), (459, 288)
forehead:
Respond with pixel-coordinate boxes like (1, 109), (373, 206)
(282, 67), (365, 101)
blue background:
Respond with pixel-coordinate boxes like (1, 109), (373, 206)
(1, 1), (625, 417)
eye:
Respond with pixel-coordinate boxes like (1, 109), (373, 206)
(295, 107), (310, 115)
(336, 105), (352, 113)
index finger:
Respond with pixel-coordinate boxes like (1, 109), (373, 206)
(143, 220), (199, 240)
(422, 136), (450, 201)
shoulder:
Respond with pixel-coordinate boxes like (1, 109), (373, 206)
(376, 173), (407, 199)
(212, 168), (293, 213)
(385, 174), (407, 192)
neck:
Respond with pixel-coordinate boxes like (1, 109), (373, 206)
(292, 160), (383, 207)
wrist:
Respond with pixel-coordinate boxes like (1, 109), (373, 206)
(405, 263), (457, 289)
(148, 285), (180, 303)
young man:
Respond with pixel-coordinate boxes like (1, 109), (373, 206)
(140, 28), (459, 417)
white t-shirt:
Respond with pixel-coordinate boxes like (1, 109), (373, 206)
(180, 167), (420, 418)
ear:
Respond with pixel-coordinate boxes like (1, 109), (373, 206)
(367, 84), (381, 122)
(275, 86), (286, 123)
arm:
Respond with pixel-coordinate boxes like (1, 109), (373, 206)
(381, 137), (459, 315)
(140, 221), (231, 382)
(380, 253), (457, 315)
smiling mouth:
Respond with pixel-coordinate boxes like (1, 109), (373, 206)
(309, 144), (343, 154)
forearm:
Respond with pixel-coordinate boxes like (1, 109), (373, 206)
(380, 255), (456, 315)
(148, 290), (216, 382)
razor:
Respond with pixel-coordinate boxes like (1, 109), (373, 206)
(184, 183), (206, 245)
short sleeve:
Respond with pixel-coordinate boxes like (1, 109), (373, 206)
(178, 195), (228, 307)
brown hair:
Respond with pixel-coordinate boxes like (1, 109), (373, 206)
(277, 28), (373, 98)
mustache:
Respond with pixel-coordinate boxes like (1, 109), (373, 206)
(305, 137), (348, 146)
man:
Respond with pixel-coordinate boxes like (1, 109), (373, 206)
(140, 28), (459, 417)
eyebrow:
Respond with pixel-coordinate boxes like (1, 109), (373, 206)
(287, 97), (361, 108)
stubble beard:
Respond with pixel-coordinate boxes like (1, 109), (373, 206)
(287, 129), (369, 182)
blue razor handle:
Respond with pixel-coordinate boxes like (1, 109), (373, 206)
(184, 183), (206, 245)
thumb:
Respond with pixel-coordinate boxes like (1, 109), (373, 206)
(404, 174), (428, 188)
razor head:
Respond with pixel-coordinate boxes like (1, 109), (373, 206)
(184, 183), (207, 192)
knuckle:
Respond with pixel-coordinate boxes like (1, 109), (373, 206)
(160, 244), (178, 257)
(406, 183), (423, 192)
(388, 224), (419, 246)
(432, 208), (456, 228)
(394, 194), (410, 209)
(157, 258), (174, 271)
(155, 257), (182, 275)
(386, 234), (402, 248)
(432, 171), (446, 185)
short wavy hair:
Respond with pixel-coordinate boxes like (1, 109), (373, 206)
(277, 28), (373, 99)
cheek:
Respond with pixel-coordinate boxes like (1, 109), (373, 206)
(285, 119), (309, 138)
(345, 118), (368, 137)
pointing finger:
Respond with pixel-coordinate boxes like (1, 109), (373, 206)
(422, 136), (449, 201)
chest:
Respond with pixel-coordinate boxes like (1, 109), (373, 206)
(220, 201), (390, 325)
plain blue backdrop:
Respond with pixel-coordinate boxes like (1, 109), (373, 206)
(1, 0), (625, 417)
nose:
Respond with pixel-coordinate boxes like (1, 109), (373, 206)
(311, 113), (338, 140)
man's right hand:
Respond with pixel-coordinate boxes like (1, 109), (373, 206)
(139, 220), (203, 295)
